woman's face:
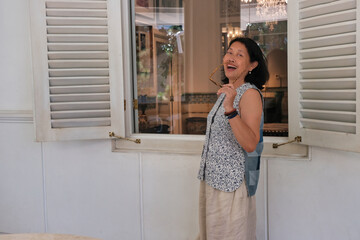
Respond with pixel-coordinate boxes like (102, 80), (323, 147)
(223, 41), (257, 82)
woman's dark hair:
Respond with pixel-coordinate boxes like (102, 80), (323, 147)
(222, 37), (269, 90)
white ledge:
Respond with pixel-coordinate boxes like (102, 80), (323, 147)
(1, 110), (309, 159)
(113, 134), (309, 159)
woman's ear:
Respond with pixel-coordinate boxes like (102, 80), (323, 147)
(250, 61), (258, 71)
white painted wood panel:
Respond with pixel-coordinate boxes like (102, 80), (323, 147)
(268, 147), (360, 240)
(141, 153), (200, 240)
(0, 123), (44, 233)
(0, 0), (33, 110)
(43, 140), (141, 240)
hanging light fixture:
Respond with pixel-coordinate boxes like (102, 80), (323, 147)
(256, 0), (287, 31)
(226, 25), (243, 38)
(222, 0), (243, 42)
(224, 0), (243, 40)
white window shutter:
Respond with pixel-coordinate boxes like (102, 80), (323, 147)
(288, 0), (360, 152)
(30, 0), (124, 141)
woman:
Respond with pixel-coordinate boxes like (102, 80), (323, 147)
(197, 37), (269, 240)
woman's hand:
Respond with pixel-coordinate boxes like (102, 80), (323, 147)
(217, 84), (237, 112)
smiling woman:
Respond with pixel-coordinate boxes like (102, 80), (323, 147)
(132, 0), (288, 136)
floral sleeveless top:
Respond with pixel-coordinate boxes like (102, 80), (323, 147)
(198, 82), (263, 194)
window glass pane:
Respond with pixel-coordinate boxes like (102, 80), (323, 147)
(133, 0), (288, 136)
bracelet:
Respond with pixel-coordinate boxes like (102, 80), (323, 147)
(226, 111), (238, 120)
(224, 108), (236, 116)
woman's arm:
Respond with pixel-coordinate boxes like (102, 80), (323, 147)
(218, 84), (262, 152)
(228, 89), (262, 152)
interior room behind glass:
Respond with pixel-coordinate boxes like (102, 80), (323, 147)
(133, 0), (288, 136)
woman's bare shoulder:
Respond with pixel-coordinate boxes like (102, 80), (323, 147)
(241, 88), (262, 104)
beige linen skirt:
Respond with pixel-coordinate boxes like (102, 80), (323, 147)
(196, 180), (256, 240)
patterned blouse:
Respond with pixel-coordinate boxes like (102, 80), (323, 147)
(198, 82), (263, 194)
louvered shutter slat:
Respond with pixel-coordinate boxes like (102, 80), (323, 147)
(47, 35), (108, 43)
(300, 119), (355, 133)
(47, 26), (108, 34)
(47, 43), (108, 51)
(300, 9), (356, 29)
(49, 69), (109, 77)
(48, 51), (108, 59)
(300, 67), (355, 79)
(50, 93), (110, 102)
(48, 60), (109, 68)
(300, 32), (355, 49)
(300, 56), (355, 69)
(299, 0), (355, 19)
(299, 0), (337, 9)
(50, 102), (110, 111)
(300, 90), (356, 100)
(51, 118), (111, 128)
(46, 1), (107, 9)
(300, 109), (356, 123)
(46, 9), (107, 17)
(299, 44), (356, 59)
(46, 18), (107, 26)
(300, 100), (355, 112)
(300, 21), (356, 39)
(50, 85), (110, 94)
(49, 77), (109, 86)
(51, 110), (110, 119)
(300, 79), (356, 89)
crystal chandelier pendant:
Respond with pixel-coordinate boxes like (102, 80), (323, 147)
(256, 0), (287, 31)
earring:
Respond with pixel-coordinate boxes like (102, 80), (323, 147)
(248, 71), (252, 75)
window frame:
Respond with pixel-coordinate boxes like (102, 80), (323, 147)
(114, 0), (309, 159)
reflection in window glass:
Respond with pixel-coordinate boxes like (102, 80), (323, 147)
(133, 0), (288, 136)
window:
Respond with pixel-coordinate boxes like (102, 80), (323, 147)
(132, 0), (289, 136)
(29, 0), (360, 154)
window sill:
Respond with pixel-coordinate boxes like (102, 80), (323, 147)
(113, 134), (309, 159)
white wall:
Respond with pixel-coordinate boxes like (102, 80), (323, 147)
(1, 1), (360, 240)
(0, 0), (33, 110)
(268, 148), (360, 240)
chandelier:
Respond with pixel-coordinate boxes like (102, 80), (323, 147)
(256, 0), (287, 30)
(226, 25), (243, 38)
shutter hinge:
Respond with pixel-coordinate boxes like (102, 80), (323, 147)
(273, 136), (302, 148)
(109, 132), (141, 144)
(124, 100), (126, 111)
(133, 99), (138, 110)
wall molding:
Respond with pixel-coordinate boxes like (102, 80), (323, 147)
(0, 110), (33, 123)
